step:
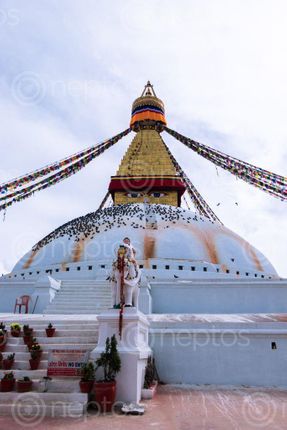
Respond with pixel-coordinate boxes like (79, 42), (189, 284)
(44, 309), (106, 314)
(55, 292), (111, 296)
(5, 329), (98, 338)
(57, 290), (111, 294)
(60, 287), (109, 290)
(46, 302), (111, 313)
(43, 310), (105, 315)
(6, 336), (98, 344)
(2, 320), (99, 325)
(55, 290), (111, 293)
(0, 378), (81, 393)
(0, 352), (49, 360)
(51, 298), (112, 303)
(5, 343), (96, 352)
(0, 392), (87, 402)
(63, 280), (109, 283)
(0, 369), (47, 379)
(0, 393), (87, 417)
(2, 360), (48, 370)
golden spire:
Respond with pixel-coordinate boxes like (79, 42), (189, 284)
(108, 83), (185, 207)
(130, 81), (167, 131)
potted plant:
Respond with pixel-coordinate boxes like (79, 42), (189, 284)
(93, 335), (121, 412)
(10, 323), (21, 337)
(79, 362), (95, 393)
(27, 337), (38, 350)
(29, 350), (41, 370)
(45, 323), (56, 338)
(2, 353), (15, 370)
(17, 376), (33, 393)
(0, 322), (7, 333)
(0, 329), (7, 352)
(30, 343), (42, 359)
(39, 376), (52, 393)
(23, 324), (33, 336)
(23, 325), (33, 344)
(141, 356), (158, 399)
(1, 372), (15, 392)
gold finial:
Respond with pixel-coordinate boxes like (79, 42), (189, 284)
(141, 81), (157, 98)
(130, 81), (166, 131)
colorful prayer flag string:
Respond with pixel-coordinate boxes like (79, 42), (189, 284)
(164, 127), (287, 201)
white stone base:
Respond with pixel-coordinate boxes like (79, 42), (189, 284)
(90, 308), (151, 403)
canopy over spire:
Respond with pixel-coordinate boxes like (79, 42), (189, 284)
(141, 80), (157, 97)
(130, 81), (167, 131)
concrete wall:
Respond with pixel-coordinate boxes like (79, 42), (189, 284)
(0, 283), (36, 313)
(151, 280), (287, 313)
(0, 276), (61, 314)
(149, 324), (287, 387)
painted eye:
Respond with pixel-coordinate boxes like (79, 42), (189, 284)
(127, 192), (142, 198)
(150, 192), (166, 198)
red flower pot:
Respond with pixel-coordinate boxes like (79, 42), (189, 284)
(2, 359), (14, 370)
(79, 380), (94, 393)
(23, 335), (33, 345)
(11, 330), (21, 338)
(45, 328), (56, 338)
(1, 379), (15, 392)
(30, 350), (42, 359)
(23, 329), (33, 337)
(17, 380), (33, 393)
(29, 358), (40, 370)
(0, 337), (6, 352)
(93, 381), (117, 412)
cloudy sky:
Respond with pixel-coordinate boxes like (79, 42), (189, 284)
(0, 0), (286, 276)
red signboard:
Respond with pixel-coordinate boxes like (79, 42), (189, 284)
(47, 349), (89, 377)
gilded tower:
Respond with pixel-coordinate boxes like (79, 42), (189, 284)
(108, 82), (186, 206)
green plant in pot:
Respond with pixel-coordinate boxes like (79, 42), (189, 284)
(0, 329), (7, 352)
(30, 343), (42, 360)
(45, 323), (56, 338)
(141, 356), (159, 399)
(93, 335), (121, 413)
(2, 353), (15, 370)
(23, 325), (33, 344)
(29, 349), (41, 370)
(27, 336), (37, 350)
(79, 362), (95, 393)
(1, 372), (15, 392)
(10, 323), (21, 337)
(17, 376), (33, 393)
(143, 356), (157, 389)
(0, 322), (7, 333)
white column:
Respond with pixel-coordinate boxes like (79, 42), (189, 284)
(90, 308), (151, 404)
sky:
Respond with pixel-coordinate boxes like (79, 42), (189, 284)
(0, 0), (286, 277)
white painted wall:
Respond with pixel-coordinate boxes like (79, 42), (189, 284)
(151, 280), (287, 313)
(149, 322), (287, 387)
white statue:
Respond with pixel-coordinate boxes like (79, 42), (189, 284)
(109, 238), (141, 309)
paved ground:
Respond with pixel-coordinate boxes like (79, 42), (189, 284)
(1, 385), (287, 430)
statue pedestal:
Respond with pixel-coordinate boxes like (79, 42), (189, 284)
(90, 308), (151, 404)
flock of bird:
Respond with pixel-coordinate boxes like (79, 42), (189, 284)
(32, 203), (214, 252)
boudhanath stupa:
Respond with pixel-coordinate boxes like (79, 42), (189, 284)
(0, 82), (287, 416)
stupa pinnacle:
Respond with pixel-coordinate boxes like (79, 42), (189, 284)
(130, 81), (167, 131)
(109, 82), (185, 206)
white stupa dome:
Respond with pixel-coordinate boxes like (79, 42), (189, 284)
(12, 204), (277, 280)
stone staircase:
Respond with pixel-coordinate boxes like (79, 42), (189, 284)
(0, 316), (98, 417)
(44, 280), (112, 314)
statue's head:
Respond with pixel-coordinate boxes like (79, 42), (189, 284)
(118, 245), (127, 258)
(123, 237), (130, 245)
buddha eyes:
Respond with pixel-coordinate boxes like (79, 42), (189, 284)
(126, 192), (166, 198)
(127, 192), (142, 198)
(150, 192), (166, 198)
